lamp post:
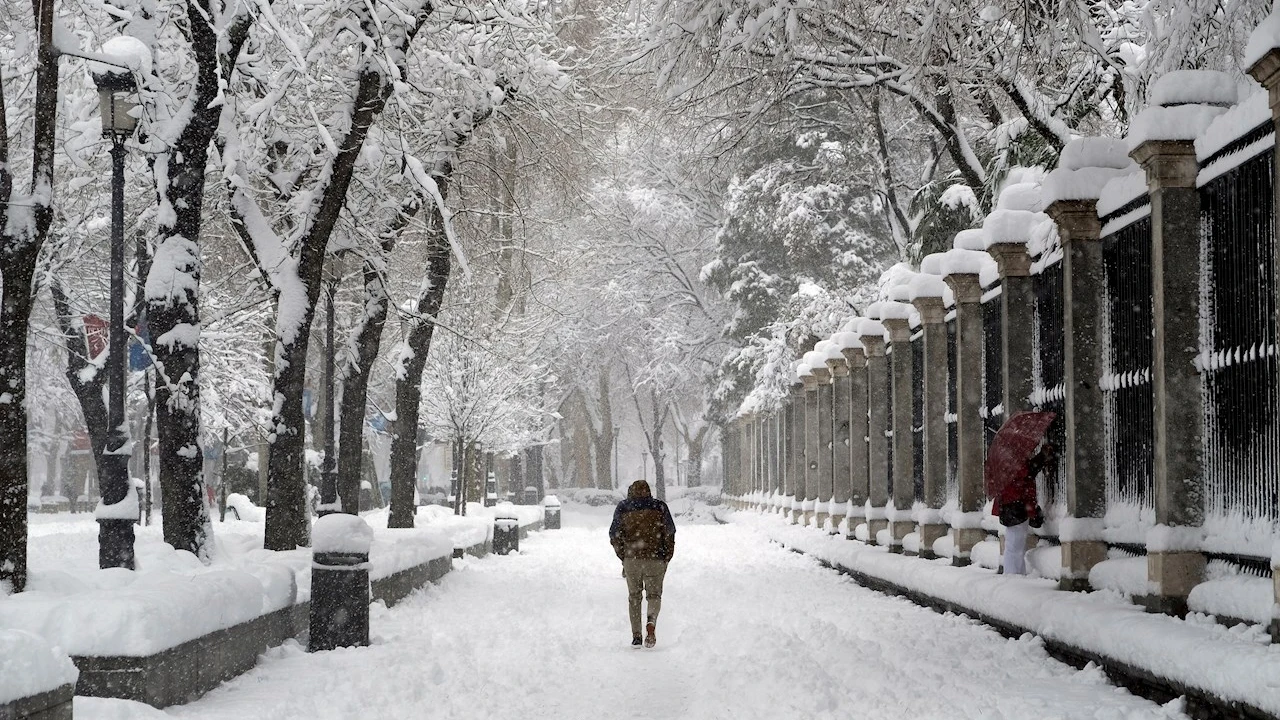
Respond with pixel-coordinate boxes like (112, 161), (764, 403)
(318, 273), (339, 516)
(641, 449), (648, 483)
(93, 53), (140, 571)
(612, 424), (619, 489)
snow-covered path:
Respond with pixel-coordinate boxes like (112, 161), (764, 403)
(83, 506), (1183, 720)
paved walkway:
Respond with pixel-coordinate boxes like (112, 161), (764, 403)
(80, 506), (1182, 720)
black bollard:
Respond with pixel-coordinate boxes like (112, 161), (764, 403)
(493, 515), (520, 555)
(309, 514), (373, 652)
(543, 496), (561, 530)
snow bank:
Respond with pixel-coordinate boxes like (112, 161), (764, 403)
(1188, 565), (1274, 626)
(1088, 555), (1149, 597)
(0, 629), (78, 704)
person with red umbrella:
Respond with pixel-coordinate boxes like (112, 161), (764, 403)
(985, 412), (1057, 575)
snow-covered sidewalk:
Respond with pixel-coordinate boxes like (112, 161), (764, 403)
(79, 505), (1182, 719)
(734, 510), (1280, 718)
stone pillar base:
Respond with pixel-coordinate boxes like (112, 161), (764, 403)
(1137, 551), (1205, 618)
(917, 524), (948, 560)
(790, 509), (803, 524)
(814, 511), (829, 530)
(867, 519), (889, 545)
(1058, 540), (1108, 592)
(888, 520), (914, 554)
(1270, 566), (1280, 641)
(829, 514), (845, 535)
(845, 517), (865, 540)
(951, 528), (986, 567)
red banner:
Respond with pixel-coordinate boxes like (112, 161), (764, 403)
(83, 314), (109, 359)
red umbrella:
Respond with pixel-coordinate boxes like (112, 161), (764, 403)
(984, 411), (1057, 499)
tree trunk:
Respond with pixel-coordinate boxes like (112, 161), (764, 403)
(388, 183), (454, 528)
(50, 283), (111, 485)
(590, 373), (613, 489)
(0, 0), (61, 593)
(145, 0), (255, 560)
(686, 428), (706, 487)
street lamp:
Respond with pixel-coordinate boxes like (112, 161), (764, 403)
(612, 424), (619, 488)
(92, 46), (140, 571)
(641, 449), (648, 483)
(317, 271), (339, 516)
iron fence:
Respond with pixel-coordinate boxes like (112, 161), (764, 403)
(946, 315), (959, 505)
(1032, 253), (1066, 509)
(1199, 137), (1279, 550)
(1101, 203), (1155, 532)
(912, 330), (925, 502)
(982, 287), (1004, 451)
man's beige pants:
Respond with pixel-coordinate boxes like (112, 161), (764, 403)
(623, 558), (668, 636)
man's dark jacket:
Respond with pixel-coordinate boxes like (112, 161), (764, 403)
(609, 481), (676, 562)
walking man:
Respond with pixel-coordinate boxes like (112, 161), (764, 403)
(609, 480), (676, 648)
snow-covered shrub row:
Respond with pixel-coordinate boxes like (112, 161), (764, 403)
(552, 488), (625, 506)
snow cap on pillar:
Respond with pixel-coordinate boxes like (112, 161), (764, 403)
(908, 264), (953, 306)
(1043, 137), (1138, 205)
(1127, 70), (1234, 151)
(984, 177), (1050, 248)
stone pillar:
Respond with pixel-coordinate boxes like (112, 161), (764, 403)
(802, 373), (821, 525)
(883, 317), (915, 552)
(988, 244), (1036, 417)
(1130, 137), (1207, 615)
(943, 271), (986, 565)
(1248, 49), (1280, 639)
(738, 417), (751, 508)
(787, 383), (805, 523)
(913, 296), (949, 558)
(812, 363), (834, 528)
(1045, 199), (1109, 591)
(843, 344), (870, 538)
(770, 413), (783, 504)
(861, 328), (889, 543)
(828, 354), (852, 532)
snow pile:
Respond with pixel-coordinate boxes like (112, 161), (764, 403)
(1043, 138), (1137, 205)
(312, 514), (375, 555)
(0, 629), (78, 704)
(87, 35), (152, 77)
(93, 481), (140, 521)
(907, 272), (952, 305)
(856, 318), (886, 341)
(1196, 91), (1272, 161)
(937, 248), (997, 283)
(1096, 171), (1149, 219)
(1128, 105), (1230, 149)
(982, 209), (1050, 247)
(1148, 70), (1238, 108)
(830, 330), (863, 352)
(1187, 562), (1275, 626)
(952, 228), (987, 251)
(1088, 554), (1149, 597)
(994, 181), (1043, 212)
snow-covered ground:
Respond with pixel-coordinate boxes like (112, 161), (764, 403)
(78, 504), (1181, 719)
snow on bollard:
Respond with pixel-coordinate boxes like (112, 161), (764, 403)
(542, 494), (561, 530)
(309, 514), (374, 652)
(493, 513), (520, 555)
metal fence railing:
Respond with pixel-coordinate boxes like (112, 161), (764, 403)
(1100, 201), (1155, 540)
(981, 286), (1004, 453)
(912, 329), (925, 503)
(945, 314), (959, 507)
(1031, 250), (1067, 511)
(1199, 131), (1279, 557)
